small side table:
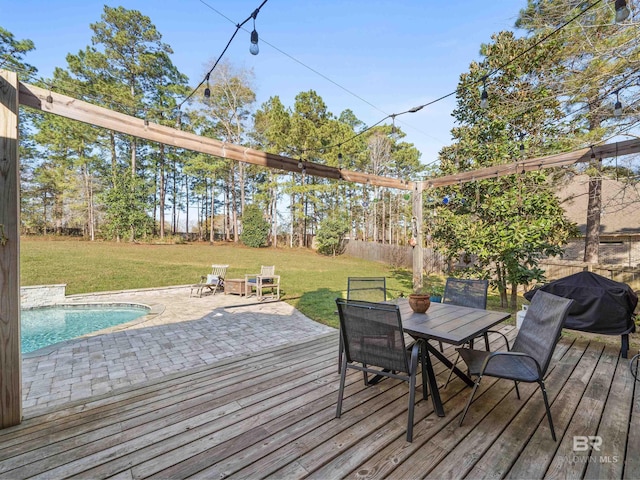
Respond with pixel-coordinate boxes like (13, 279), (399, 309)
(224, 278), (246, 296)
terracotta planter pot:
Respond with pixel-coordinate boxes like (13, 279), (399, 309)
(408, 294), (431, 313)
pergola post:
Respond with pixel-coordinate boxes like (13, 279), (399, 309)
(0, 70), (22, 427)
(412, 182), (424, 290)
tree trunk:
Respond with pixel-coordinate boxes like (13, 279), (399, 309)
(497, 263), (508, 308)
(159, 144), (166, 239)
(289, 185), (295, 248)
(224, 181), (231, 242)
(230, 167), (239, 242)
(209, 181), (215, 245)
(185, 174), (189, 237)
(82, 164), (95, 241)
(583, 168), (602, 263)
(510, 281), (518, 311)
(109, 131), (117, 187)
(239, 162), (245, 217)
(382, 197), (386, 244)
(131, 137), (136, 175)
(171, 156), (177, 235)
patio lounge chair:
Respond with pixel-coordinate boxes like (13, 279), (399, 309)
(335, 298), (428, 442)
(245, 265), (280, 300)
(457, 290), (573, 441)
(190, 264), (229, 297)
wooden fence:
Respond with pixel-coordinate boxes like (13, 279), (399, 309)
(344, 240), (446, 274)
(539, 259), (640, 290)
(344, 241), (640, 291)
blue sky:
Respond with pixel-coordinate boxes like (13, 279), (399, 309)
(2, 0), (526, 165)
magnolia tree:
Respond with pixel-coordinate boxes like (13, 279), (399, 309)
(433, 29), (578, 309)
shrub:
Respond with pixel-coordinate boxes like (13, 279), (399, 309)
(316, 215), (348, 256)
(241, 204), (270, 248)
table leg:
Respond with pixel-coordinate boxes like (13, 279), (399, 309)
(421, 343), (444, 417)
(426, 342), (475, 388)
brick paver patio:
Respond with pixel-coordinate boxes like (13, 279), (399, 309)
(21, 286), (334, 413)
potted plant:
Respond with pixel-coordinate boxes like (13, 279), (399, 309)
(430, 284), (444, 303)
(408, 286), (431, 313)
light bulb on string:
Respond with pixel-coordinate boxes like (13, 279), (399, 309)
(480, 77), (488, 109)
(614, 90), (623, 116)
(204, 73), (211, 99)
(250, 15), (259, 55)
(615, 0), (631, 22)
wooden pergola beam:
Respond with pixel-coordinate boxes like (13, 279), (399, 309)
(420, 139), (640, 188)
(18, 81), (413, 192)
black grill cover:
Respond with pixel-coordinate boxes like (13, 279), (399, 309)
(523, 272), (637, 335)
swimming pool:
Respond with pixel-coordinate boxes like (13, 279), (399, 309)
(21, 304), (149, 354)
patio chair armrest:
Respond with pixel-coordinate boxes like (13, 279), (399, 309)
(480, 351), (543, 378)
(484, 329), (511, 351)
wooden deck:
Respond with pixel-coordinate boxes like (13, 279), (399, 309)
(0, 326), (639, 479)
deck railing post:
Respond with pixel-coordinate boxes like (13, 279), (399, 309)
(412, 182), (424, 290)
(0, 69), (22, 428)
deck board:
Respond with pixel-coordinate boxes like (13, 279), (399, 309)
(0, 327), (637, 480)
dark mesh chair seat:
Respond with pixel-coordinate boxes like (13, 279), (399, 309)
(457, 349), (540, 382)
(457, 290), (573, 441)
(335, 298), (429, 443)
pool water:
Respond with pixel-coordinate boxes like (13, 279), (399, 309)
(21, 305), (148, 354)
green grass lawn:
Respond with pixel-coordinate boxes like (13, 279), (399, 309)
(19, 237), (514, 327)
(19, 237), (416, 327)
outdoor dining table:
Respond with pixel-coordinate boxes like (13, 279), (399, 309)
(394, 298), (511, 417)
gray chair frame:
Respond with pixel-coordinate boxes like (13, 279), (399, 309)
(441, 278), (489, 386)
(457, 290), (573, 441)
(337, 277), (388, 373)
(335, 298), (427, 442)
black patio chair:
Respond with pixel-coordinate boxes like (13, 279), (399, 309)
(443, 277), (489, 311)
(457, 290), (573, 441)
(441, 278), (489, 385)
(337, 277), (387, 373)
(335, 298), (427, 442)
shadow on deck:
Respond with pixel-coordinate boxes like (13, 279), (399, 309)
(0, 326), (638, 479)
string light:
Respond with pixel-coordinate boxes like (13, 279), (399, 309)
(191, 0), (601, 158)
(179, 0), (268, 108)
(204, 73), (211, 99)
(615, 0), (631, 22)
(250, 12), (260, 55)
(480, 77), (489, 109)
(614, 89), (622, 116)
